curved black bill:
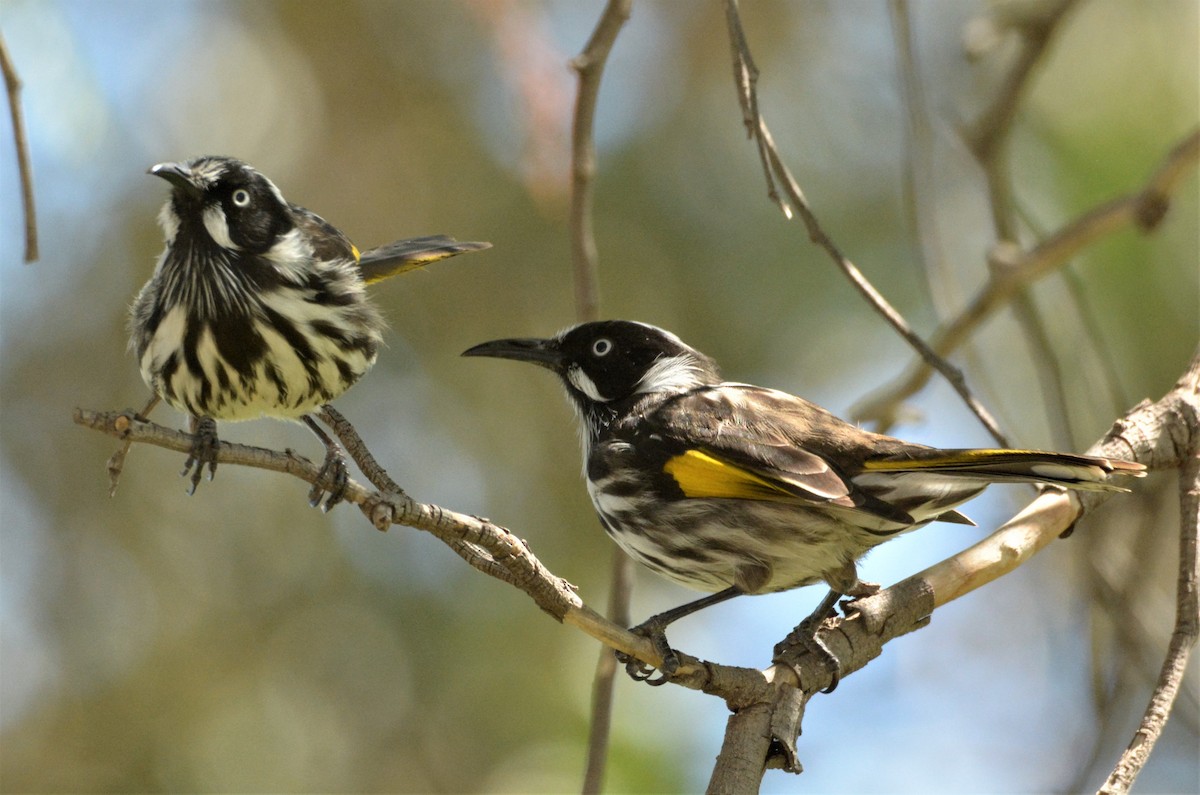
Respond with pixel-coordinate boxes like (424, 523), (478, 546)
(461, 337), (563, 370)
(148, 162), (201, 198)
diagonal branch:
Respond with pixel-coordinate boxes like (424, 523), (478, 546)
(704, 351), (1198, 792)
(722, 0), (1011, 446)
(75, 348), (1194, 789)
(853, 129), (1200, 431)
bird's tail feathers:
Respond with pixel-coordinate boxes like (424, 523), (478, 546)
(357, 236), (491, 284)
(862, 449), (1146, 493)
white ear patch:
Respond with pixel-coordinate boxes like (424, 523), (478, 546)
(567, 365), (608, 402)
(636, 354), (706, 394)
(202, 205), (240, 251)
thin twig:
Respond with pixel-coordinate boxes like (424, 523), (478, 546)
(854, 129), (1200, 431)
(1010, 289), (1075, 450)
(972, 0), (1082, 455)
(0, 32), (38, 262)
(568, 3), (633, 791)
(965, 0), (1078, 164)
(723, 0), (786, 216)
(723, 0), (1011, 445)
(1099, 370), (1200, 794)
(888, 0), (960, 316)
(568, 0), (629, 324)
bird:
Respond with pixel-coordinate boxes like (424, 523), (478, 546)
(463, 320), (1145, 682)
(130, 155), (490, 509)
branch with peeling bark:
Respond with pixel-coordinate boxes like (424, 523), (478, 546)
(73, 348), (1195, 791)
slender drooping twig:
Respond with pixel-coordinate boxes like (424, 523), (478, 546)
(0, 32), (38, 262)
(722, 0), (1012, 446)
(567, 3), (634, 792)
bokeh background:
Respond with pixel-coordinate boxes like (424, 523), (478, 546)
(1, 1), (1197, 792)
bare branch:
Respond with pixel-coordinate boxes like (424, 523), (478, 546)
(854, 129), (1200, 431)
(568, 0), (630, 325)
(74, 346), (1194, 791)
(1099, 363), (1200, 794)
(567, 4), (634, 791)
(0, 32), (38, 262)
(722, 0), (1011, 446)
(705, 352), (1199, 791)
(965, 0), (1078, 164)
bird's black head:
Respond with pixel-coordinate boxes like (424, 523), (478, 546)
(150, 155), (294, 255)
(463, 320), (721, 410)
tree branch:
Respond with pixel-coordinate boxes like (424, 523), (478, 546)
(722, 0), (1011, 446)
(568, 0), (629, 325)
(0, 32), (38, 262)
(703, 351), (1199, 792)
(1099, 361), (1200, 795)
(567, 3), (634, 791)
(854, 129), (1200, 431)
(964, 0), (1078, 164)
(74, 349), (1194, 789)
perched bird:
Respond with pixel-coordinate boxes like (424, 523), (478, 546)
(131, 155), (490, 508)
(464, 320), (1145, 680)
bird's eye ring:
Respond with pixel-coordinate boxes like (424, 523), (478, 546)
(231, 189), (251, 207)
(592, 338), (613, 357)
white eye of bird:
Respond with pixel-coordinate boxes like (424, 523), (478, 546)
(231, 189), (251, 207)
(592, 338), (613, 357)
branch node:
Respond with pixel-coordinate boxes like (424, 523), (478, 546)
(1134, 189), (1170, 231)
(113, 413), (132, 434)
(366, 497), (395, 531)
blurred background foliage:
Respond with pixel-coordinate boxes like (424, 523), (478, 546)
(0, 1), (1196, 792)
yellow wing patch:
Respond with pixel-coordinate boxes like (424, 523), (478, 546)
(663, 450), (797, 502)
(350, 243), (361, 262)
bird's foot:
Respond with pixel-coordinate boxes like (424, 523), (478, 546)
(181, 417), (219, 494)
(615, 618), (680, 687)
(309, 446), (349, 512)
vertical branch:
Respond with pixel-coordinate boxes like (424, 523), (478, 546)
(568, 2), (633, 793)
(569, 0), (630, 324)
(1099, 445), (1200, 794)
(969, 0), (1079, 448)
(0, 32), (38, 263)
(888, 0), (959, 316)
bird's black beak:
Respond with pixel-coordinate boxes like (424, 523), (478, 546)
(148, 162), (201, 199)
(462, 337), (564, 371)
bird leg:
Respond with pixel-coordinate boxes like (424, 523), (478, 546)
(302, 414), (349, 512)
(617, 587), (741, 686)
(773, 588), (847, 693)
(181, 416), (219, 494)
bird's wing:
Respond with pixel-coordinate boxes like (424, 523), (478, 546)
(356, 236), (491, 284)
(292, 206), (359, 264)
(646, 384), (917, 527)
